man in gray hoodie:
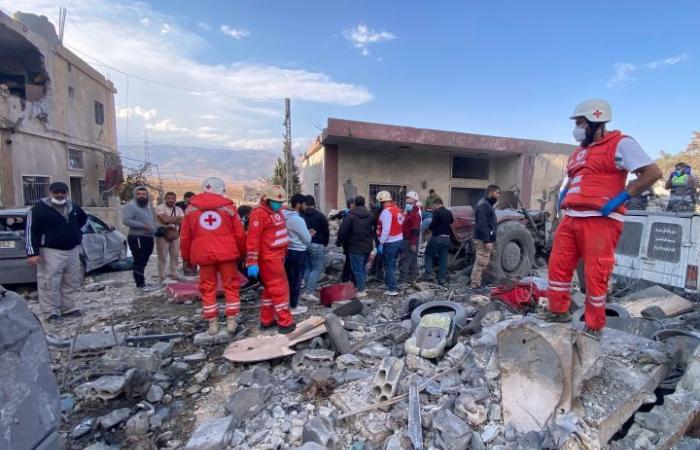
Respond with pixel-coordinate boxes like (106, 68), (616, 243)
(283, 193), (313, 315)
(122, 186), (157, 291)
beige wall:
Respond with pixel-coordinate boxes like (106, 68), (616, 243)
(529, 153), (568, 211)
(336, 145), (517, 207)
(301, 147), (325, 207)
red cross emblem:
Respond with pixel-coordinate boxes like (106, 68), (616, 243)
(592, 109), (602, 119)
(199, 211), (222, 230)
(205, 184), (212, 190)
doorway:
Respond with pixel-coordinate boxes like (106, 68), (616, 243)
(70, 177), (83, 206)
(450, 187), (485, 208)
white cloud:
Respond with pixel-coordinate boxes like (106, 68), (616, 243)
(197, 21), (210, 31)
(229, 137), (308, 151)
(117, 106), (158, 121)
(160, 23), (171, 34)
(607, 53), (688, 87)
(139, 17), (149, 27)
(2, 0), (372, 153)
(343, 24), (396, 56)
(220, 25), (250, 40)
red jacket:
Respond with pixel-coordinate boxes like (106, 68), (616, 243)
(377, 203), (404, 242)
(180, 192), (246, 266)
(402, 207), (421, 245)
(246, 200), (289, 266)
(562, 130), (628, 214)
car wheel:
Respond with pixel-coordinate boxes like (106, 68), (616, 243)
(485, 221), (536, 282)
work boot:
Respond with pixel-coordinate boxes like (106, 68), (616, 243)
(278, 323), (296, 334)
(260, 321), (277, 331)
(208, 319), (220, 335)
(226, 316), (238, 334)
(537, 310), (573, 323)
(582, 326), (602, 340)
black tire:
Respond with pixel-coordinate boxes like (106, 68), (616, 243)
(410, 301), (469, 331)
(485, 221), (536, 282)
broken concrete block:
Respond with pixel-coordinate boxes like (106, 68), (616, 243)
(101, 346), (162, 373)
(150, 341), (174, 358)
(619, 285), (694, 317)
(125, 410), (150, 435)
(97, 407), (132, 429)
(185, 416), (234, 450)
(405, 353), (436, 376)
(72, 332), (127, 352)
(146, 384), (164, 403)
(302, 416), (340, 450)
(237, 367), (274, 387)
(225, 386), (272, 425)
(358, 342), (391, 359)
(75, 375), (126, 400)
(383, 431), (412, 450)
(183, 351), (207, 362)
(434, 409), (471, 450)
(371, 356), (404, 402)
(193, 329), (232, 346)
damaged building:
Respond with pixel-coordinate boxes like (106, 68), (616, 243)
(0, 11), (119, 208)
(301, 119), (575, 212)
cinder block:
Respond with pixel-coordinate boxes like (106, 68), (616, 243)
(371, 356), (405, 402)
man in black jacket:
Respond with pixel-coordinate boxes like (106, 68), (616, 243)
(302, 195), (330, 302)
(422, 197), (454, 283)
(26, 181), (88, 321)
(471, 185), (500, 287)
(337, 196), (375, 297)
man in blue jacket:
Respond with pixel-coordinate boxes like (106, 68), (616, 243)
(471, 185), (500, 287)
(26, 181), (88, 321)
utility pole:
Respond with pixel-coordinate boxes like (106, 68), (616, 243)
(283, 97), (293, 201)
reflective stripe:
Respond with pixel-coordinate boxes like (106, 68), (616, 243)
(272, 236), (290, 246)
(571, 175), (583, 184)
(275, 228), (287, 236)
(587, 294), (607, 307)
(549, 286), (571, 292)
(549, 280), (571, 286)
(568, 186), (581, 194)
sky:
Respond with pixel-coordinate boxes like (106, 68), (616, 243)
(3, 0), (699, 160)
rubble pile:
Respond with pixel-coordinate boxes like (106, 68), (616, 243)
(7, 249), (700, 450)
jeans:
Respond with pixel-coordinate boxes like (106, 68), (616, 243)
(399, 240), (418, 283)
(128, 235), (154, 287)
(341, 244), (355, 283)
(303, 243), (326, 294)
(349, 252), (370, 291)
(382, 240), (403, 291)
(285, 249), (307, 308)
(424, 236), (450, 282)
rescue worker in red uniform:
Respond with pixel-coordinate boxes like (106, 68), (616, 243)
(376, 190), (404, 296)
(543, 99), (662, 338)
(246, 185), (295, 333)
(180, 177), (247, 335)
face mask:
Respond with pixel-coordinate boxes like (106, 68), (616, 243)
(405, 204), (414, 212)
(136, 197), (149, 207)
(572, 126), (587, 142)
(269, 201), (283, 211)
(51, 197), (67, 205)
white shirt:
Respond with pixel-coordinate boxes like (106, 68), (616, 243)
(564, 136), (653, 222)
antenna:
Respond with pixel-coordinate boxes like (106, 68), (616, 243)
(58, 7), (67, 43)
(283, 97), (293, 200)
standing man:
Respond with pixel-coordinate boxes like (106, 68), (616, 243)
(247, 185), (295, 333)
(421, 188), (439, 236)
(665, 162), (697, 212)
(422, 197), (453, 284)
(180, 178), (246, 335)
(337, 195), (375, 298)
(332, 198), (356, 284)
(471, 185), (500, 288)
(543, 99), (662, 338)
(155, 191), (184, 282)
(375, 191), (404, 296)
(283, 194), (313, 315)
(301, 195), (329, 302)
(399, 191), (421, 286)
(26, 181), (87, 321)
(175, 191), (194, 212)
(122, 186), (157, 292)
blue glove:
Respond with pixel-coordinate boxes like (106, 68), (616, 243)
(558, 188), (568, 208)
(377, 244), (384, 255)
(247, 265), (260, 279)
(600, 191), (631, 217)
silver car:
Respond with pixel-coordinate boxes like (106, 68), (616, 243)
(0, 208), (127, 284)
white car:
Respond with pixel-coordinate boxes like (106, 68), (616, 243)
(0, 208), (127, 285)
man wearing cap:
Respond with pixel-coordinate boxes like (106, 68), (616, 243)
(543, 99), (662, 338)
(246, 185), (295, 333)
(399, 191), (422, 286)
(375, 190), (404, 296)
(25, 181), (88, 322)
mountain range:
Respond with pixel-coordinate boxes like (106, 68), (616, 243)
(119, 144), (281, 182)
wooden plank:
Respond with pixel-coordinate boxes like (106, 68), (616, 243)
(407, 378), (423, 450)
(618, 285), (694, 317)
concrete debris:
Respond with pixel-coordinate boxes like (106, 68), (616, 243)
(302, 416), (340, 450)
(372, 356), (405, 402)
(434, 409), (472, 450)
(75, 375), (126, 400)
(358, 342), (392, 358)
(71, 332), (127, 351)
(101, 346), (162, 373)
(193, 329), (233, 346)
(125, 410), (151, 435)
(185, 415), (234, 450)
(237, 367), (274, 387)
(150, 340), (175, 358)
(97, 407), (132, 429)
(225, 386), (273, 425)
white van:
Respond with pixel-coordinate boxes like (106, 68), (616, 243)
(613, 210), (700, 295)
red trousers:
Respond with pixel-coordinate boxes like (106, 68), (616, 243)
(199, 262), (240, 320)
(548, 216), (622, 330)
(259, 256), (293, 327)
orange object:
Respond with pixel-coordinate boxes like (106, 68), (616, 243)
(320, 282), (357, 306)
(199, 262), (241, 319)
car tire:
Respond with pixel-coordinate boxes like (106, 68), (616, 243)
(410, 301), (469, 331)
(572, 304), (630, 322)
(485, 220), (536, 282)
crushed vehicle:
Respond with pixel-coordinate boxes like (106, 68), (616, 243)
(613, 210), (700, 297)
(0, 208), (127, 284)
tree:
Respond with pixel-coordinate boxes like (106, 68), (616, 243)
(267, 156), (301, 196)
(656, 131), (700, 175)
(119, 169), (149, 203)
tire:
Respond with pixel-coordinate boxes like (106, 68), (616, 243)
(485, 221), (536, 282)
(410, 301), (469, 331)
(572, 304), (630, 322)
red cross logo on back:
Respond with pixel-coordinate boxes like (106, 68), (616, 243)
(592, 110), (602, 119)
(199, 211), (222, 230)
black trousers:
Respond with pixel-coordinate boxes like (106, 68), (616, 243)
(128, 235), (154, 287)
(285, 249), (307, 308)
(341, 244), (355, 283)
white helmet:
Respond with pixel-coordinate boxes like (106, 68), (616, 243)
(406, 191), (419, 201)
(570, 99), (612, 123)
(376, 190), (392, 203)
(202, 177), (225, 195)
(263, 184), (286, 202)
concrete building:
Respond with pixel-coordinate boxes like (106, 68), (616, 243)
(0, 11), (119, 208)
(301, 118), (575, 212)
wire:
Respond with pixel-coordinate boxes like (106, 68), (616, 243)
(64, 44), (281, 103)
